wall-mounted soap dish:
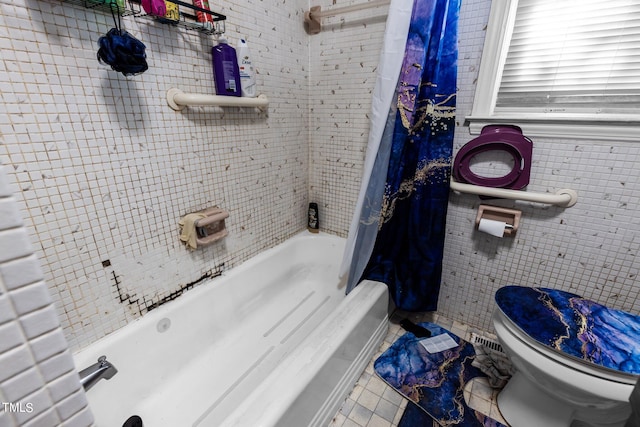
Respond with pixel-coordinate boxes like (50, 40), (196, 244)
(179, 207), (229, 249)
(195, 207), (229, 246)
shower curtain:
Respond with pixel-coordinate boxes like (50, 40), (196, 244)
(341, 0), (459, 311)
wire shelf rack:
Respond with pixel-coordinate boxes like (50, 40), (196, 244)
(59, 0), (226, 35)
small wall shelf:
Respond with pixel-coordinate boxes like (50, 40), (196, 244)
(60, 0), (226, 35)
(167, 88), (269, 111)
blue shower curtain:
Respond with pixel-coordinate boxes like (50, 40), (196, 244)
(344, 0), (459, 312)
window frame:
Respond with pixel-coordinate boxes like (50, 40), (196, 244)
(465, 0), (640, 142)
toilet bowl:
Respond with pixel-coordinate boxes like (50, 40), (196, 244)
(493, 286), (640, 427)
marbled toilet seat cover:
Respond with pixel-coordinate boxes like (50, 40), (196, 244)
(495, 285), (640, 376)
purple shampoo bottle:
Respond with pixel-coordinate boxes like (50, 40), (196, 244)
(212, 37), (241, 97)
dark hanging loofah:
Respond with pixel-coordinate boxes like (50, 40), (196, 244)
(97, 28), (148, 76)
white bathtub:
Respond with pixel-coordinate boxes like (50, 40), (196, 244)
(74, 231), (389, 427)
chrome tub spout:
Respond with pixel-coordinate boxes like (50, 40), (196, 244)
(79, 356), (117, 391)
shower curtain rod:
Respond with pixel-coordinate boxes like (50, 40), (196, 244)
(305, 0), (390, 34)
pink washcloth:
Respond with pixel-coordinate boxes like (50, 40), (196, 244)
(141, 0), (166, 16)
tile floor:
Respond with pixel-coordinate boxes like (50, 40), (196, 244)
(328, 311), (510, 427)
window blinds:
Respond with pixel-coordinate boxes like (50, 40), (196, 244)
(495, 0), (640, 114)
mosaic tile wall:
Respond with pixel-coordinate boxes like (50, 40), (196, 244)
(0, 0), (310, 352)
(0, 166), (93, 427)
(308, 0), (388, 234)
(310, 0), (640, 332)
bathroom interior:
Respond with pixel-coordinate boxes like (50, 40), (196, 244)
(1, 0), (640, 426)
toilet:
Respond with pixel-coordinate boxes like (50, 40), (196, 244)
(493, 286), (640, 427)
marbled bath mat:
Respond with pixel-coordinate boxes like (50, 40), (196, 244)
(374, 322), (507, 427)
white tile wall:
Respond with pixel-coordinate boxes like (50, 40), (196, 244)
(439, 0), (640, 330)
(308, 0), (388, 235)
(310, 0), (640, 332)
(0, 166), (92, 427)
(0, 0), (310, 352)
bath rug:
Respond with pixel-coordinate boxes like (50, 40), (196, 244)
(374, 322), (508, 427)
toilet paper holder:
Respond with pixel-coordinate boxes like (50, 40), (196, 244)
(475, 204), (521, 236)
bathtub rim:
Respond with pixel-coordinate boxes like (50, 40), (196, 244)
(210, 278), (389, 427)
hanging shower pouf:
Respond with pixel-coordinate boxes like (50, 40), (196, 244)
(97, 3), (148, 76)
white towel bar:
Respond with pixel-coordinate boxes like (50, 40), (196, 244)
(450, 178), (578, 207)
(304, 0), (390, 34)
(167, 88), (269, 111)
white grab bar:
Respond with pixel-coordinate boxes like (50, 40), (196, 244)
(450, 178), (578, 207)
(308, 0), (389, 19)
(167, 88), (269, 111)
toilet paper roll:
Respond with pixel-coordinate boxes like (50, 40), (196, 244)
(478, 218), (507, 237)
